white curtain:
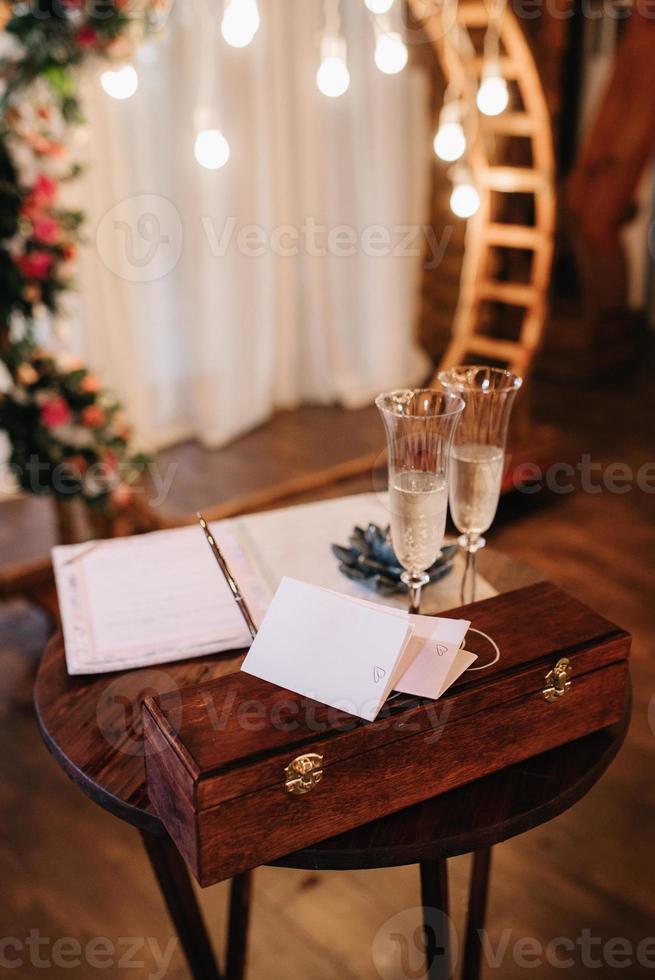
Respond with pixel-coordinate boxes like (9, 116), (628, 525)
(68, 0), (432, 451)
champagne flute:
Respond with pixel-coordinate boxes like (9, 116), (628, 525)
(376, 388), (464, 614)
(438, 366), (522, 604)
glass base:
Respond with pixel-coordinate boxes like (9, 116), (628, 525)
(401, 571), (430, 615)
(457, 533), (486, 554)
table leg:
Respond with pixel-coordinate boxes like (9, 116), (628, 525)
(461, 847), (493, 980)
(419, 859), (451, 980)
(141, 831), (221, 980)
(225, 872), (252, 980)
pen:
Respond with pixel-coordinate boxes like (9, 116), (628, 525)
(196, 512), (258, 641)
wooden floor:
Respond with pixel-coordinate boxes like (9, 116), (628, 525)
(1, 365), (654, 979)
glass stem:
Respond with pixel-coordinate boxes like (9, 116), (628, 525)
(461, 543), (477, 605)
(408, 579), (423, 615)
(459, 532), (485, 606)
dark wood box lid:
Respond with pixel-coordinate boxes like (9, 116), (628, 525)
(143, 582), (630, 810)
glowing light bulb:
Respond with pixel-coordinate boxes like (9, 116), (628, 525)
(316, 36), (350, 98)
(476, 61), (509, 116)
(450, 172), (480, 218)
(433, 102), (466, 162)
(221, 0), (260, 48)
(364, 0), (394, 12)
(374, 30), (408, 74)
(100, 64), (139, 100)
(434, 122), (466, 161)
(194, 129), (230, 169)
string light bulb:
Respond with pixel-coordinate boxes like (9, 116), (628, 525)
(193, 109), (229, 169)
(221, 0), (260, 48)
(316, 34), (350, 98)
(450, 168), (480, 218)
(100, 64), (139, 100)
(476, 58), (509, 116)
(374, 30), (408, 74)
(433, 100), (466, 162)
(364, 0), (394, 13)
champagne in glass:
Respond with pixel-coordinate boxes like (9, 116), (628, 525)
(389, 469), (449, 576)
(449, 443), (505, 537)
(438, 367), (522, 604)
(376, 389), (464, 614)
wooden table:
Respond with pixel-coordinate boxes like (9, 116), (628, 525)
(34, 551), (629, 980)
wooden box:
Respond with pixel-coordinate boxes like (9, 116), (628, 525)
(143, 582), (630, 886)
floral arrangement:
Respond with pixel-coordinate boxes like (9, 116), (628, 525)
(0, 343), (148, 508)
(0, 1), (164, 512)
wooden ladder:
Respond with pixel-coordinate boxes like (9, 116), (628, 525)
(410, 0), (556, 381)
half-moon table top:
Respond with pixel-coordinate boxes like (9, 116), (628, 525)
(34, 549), (629, 870)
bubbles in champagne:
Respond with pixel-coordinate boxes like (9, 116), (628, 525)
(449, 443), (504, 535)
(389, 470), (448, 576)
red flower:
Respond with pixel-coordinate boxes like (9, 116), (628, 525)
(17, 251), (55, 280)
(76, 25), (99, 48)
(66, 454), (89, 477)
(62, 242), (77, 262)
(82, 405), (106, 429)
(41, 397), (71, 428)
(32, 215), (61, 245)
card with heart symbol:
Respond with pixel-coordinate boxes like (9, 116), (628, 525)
(393, 613), (474, 699)
(241, 576), (416, 721)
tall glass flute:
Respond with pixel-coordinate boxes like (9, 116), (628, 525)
(438, 366), (522, 604)
(376, 389), (464, 614)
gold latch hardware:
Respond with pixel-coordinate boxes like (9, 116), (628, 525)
(284, 753), (324, 795)
(543, 658), (572, 702)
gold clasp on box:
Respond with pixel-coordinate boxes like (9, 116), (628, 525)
(285, 753), (324, 795)
(543, 658), (572, 702)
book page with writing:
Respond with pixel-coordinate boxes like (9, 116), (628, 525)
(52, 524), (271, 674)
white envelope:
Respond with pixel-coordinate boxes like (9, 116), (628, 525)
(240, 577), (416, 721)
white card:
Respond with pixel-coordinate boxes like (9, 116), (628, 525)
(394, 615), (473, 698)
(240, 577), (416, 721)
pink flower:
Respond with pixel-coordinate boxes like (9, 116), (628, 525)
(17, 251), (54, 280)
(112, 482), (133, 509)
(81, 405), (105, 428)
(31, 215), (61, 245)
(80, 374), (101, 394)
(76, 25), (99, 48)
(16, 363), (39, 386)
(28, 135), (65, 158)
(31, 175), (58, 209)
(41, 397), (71, 428)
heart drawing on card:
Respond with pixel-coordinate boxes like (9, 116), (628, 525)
(373, 665), (386, 684)
(436, 644), (448, 656)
